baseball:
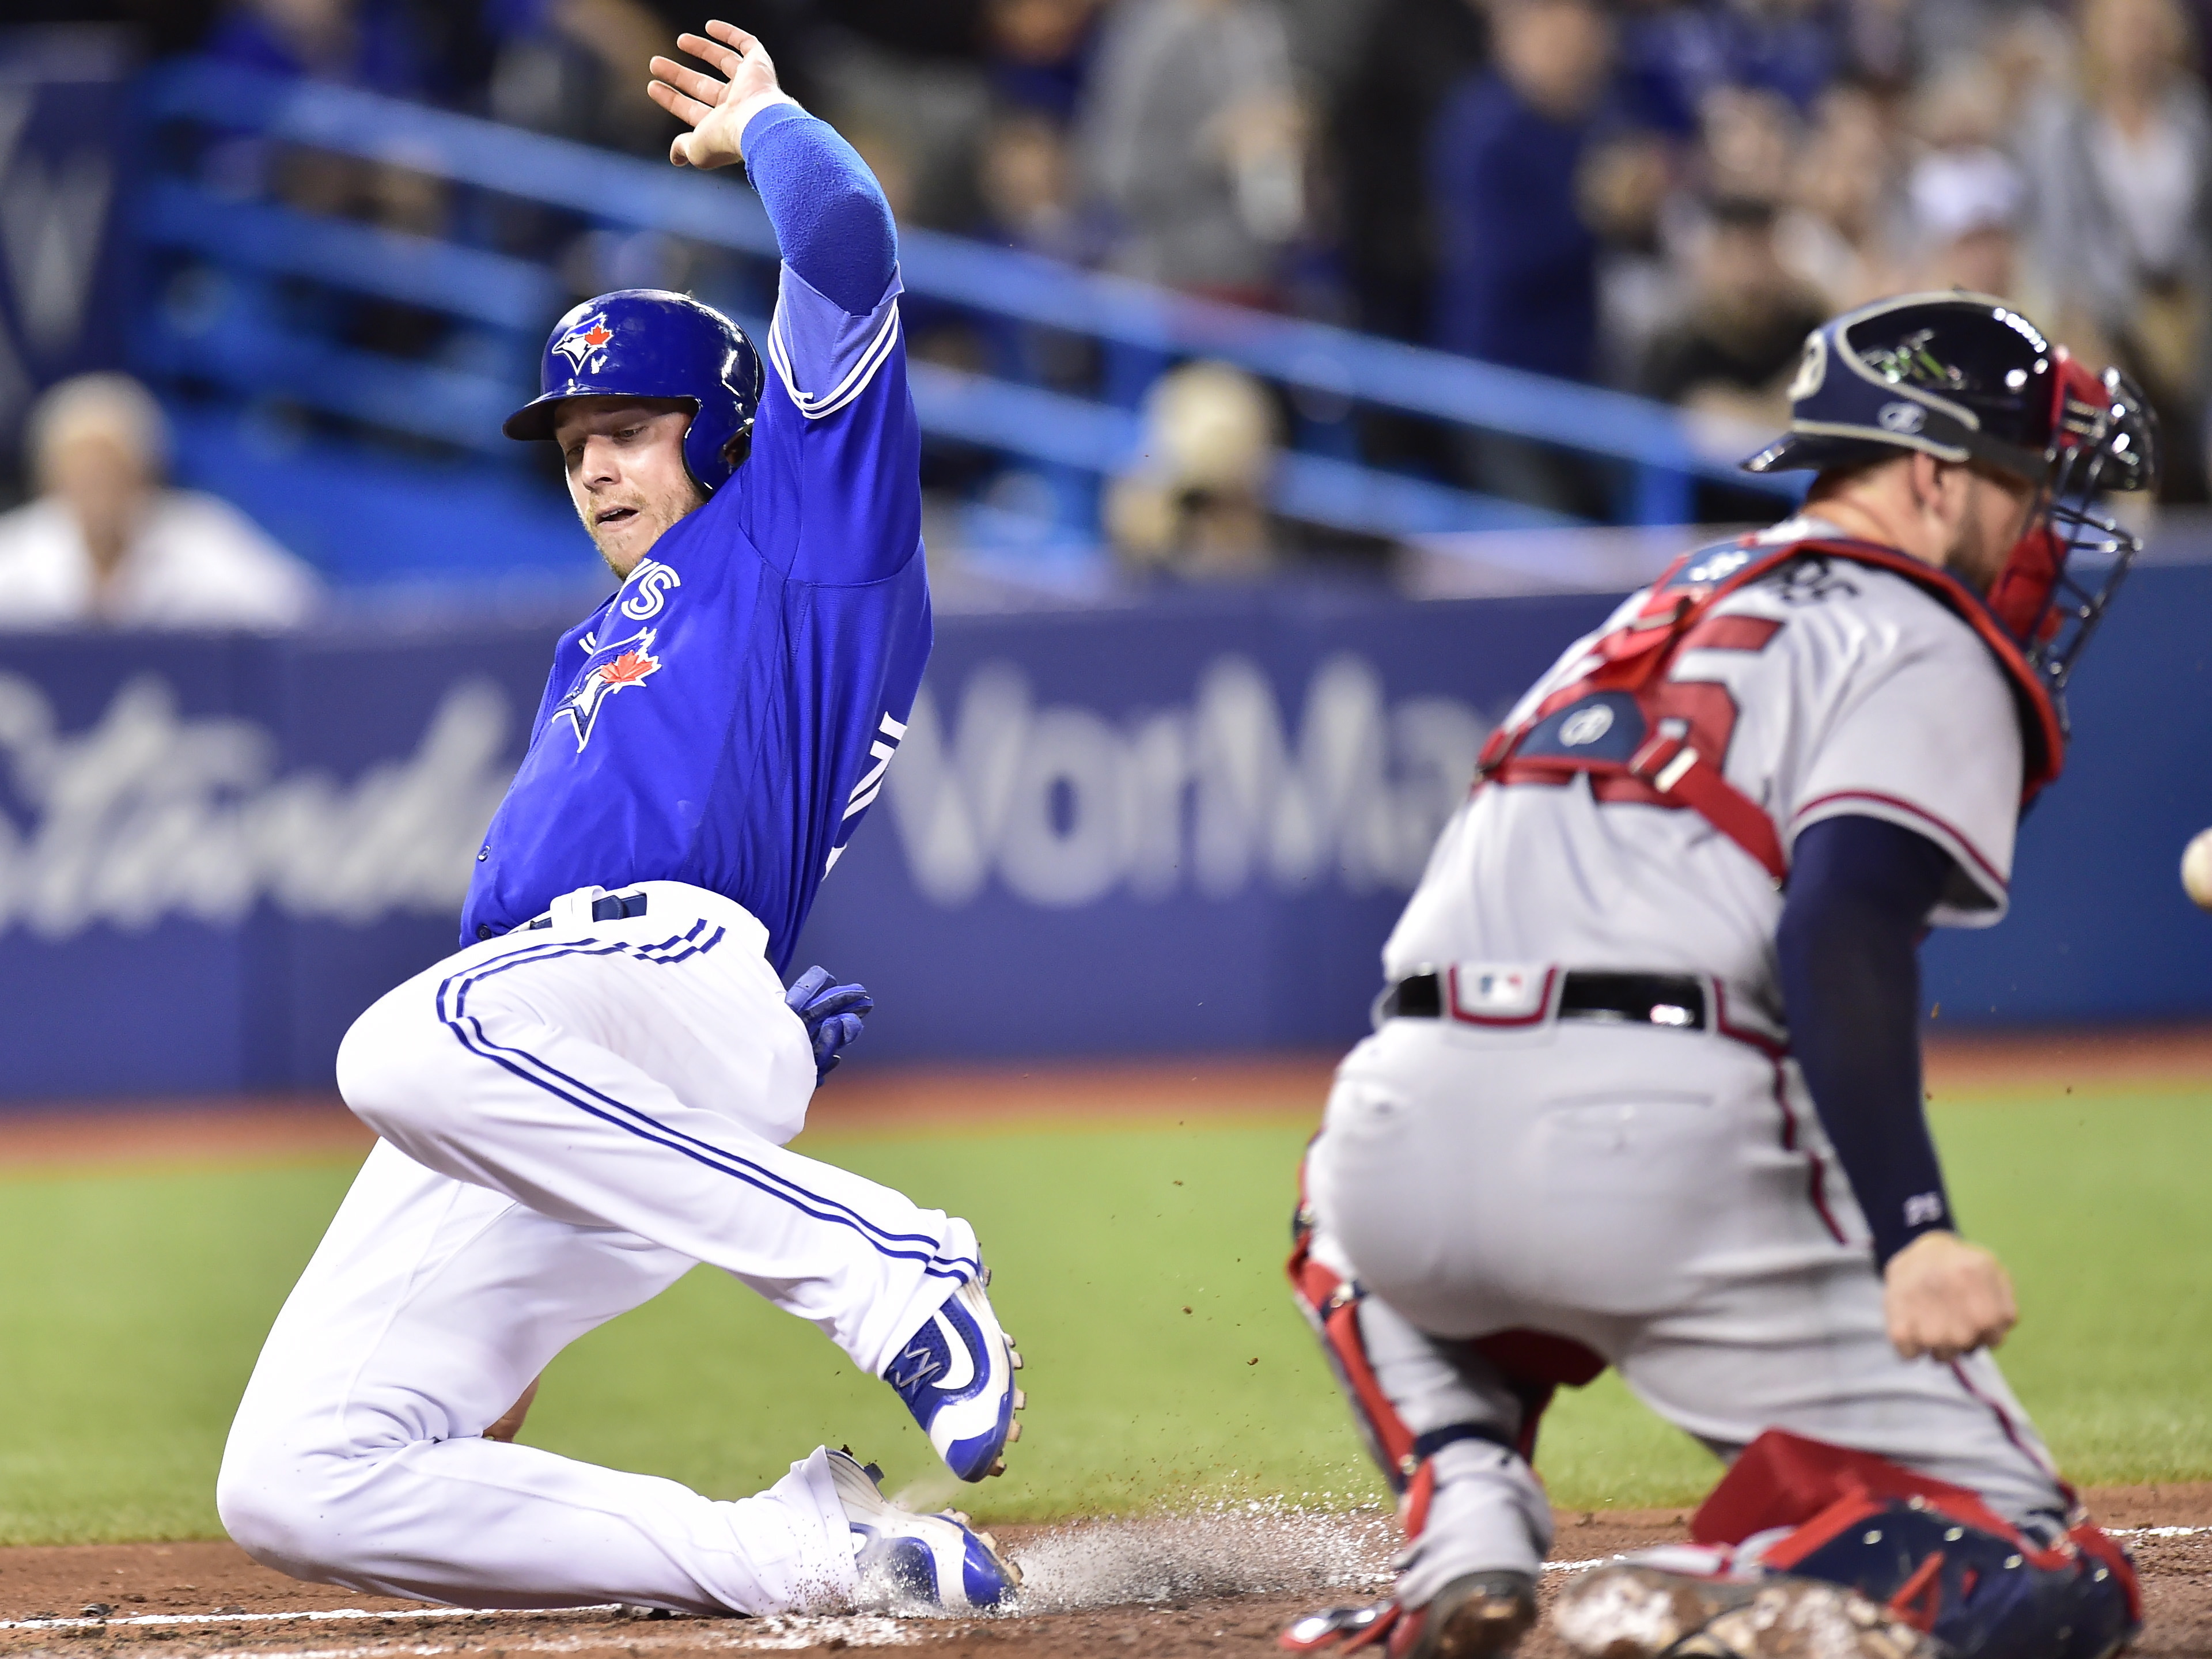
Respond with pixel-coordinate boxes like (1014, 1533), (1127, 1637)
(2184, 828), (2212, 910)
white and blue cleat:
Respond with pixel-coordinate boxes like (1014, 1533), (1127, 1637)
(828, 1448), (1021, 1613)
(881, 1273), (1025, 1482)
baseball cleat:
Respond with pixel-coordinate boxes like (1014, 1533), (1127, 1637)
(1281, 1599), (1399, 1653)
(882, 1275), (1023, 1482)
(1282, 1574), (1534, 1659)
(826, 1448), (1021, 1613)
(1395, 1571), (1538, 1659)
(1553, 1565), (1937, 1659)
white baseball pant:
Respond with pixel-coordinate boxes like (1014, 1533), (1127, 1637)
(1304, 1007), (2069, 1609)
(218, 881), (980, 1613)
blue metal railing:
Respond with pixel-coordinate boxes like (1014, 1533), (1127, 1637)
(138, 58), (1793, 547)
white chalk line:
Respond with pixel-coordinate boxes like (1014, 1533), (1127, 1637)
(1, 1524), (2199, 1644)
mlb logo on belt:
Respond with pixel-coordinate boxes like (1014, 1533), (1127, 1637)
(1445, 963), (1554, 1025)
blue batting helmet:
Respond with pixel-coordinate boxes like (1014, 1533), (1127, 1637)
(503, 289), (763, 493)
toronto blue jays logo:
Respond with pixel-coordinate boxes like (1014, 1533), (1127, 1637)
(550, 627), (661, 751)
(552, 312), (616, 374)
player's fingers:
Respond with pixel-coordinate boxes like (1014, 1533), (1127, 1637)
(647, 78), (719, 128)
(668, 131), (692, 166)
(703, 19), (763, 58)
(650, 55), (727, 107)
(675, 31), (744, 76)
(688, 24), (760, 78)
(1885, 1312), (1923, 1361)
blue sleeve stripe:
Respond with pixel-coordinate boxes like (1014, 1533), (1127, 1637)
(767, 279), (902, 420)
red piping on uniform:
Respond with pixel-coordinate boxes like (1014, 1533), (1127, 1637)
(1946, 1358), (2072, 1502)
(1713, 983), (1846, 1243)
(1794, 790), (2010, 893)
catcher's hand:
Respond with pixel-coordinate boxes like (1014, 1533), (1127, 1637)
(1883, 1231), (2017, 1361)
(785, 965), (874, 1082)
(648, 20), (791, 171)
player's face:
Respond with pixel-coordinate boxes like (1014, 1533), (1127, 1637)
(552, 397), (706, 578)
(1947, 467), (2039, 595)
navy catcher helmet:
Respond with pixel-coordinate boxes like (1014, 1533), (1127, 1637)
(1744, 291), (2159, 694)
(505, 289), (764, 494)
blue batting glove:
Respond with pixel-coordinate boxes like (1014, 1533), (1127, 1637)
(785, 964), (874, 1082)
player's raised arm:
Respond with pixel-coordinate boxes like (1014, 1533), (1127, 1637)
(650, 25), (918, 587)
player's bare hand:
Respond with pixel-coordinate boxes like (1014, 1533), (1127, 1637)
(1883, 1232), (2017, 1361)
(648, 20), (786, 171)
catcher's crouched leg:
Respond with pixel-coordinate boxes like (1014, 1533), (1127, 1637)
(1554, 1431), (2141, 1659)
(1281, 1198), (1555, 1658)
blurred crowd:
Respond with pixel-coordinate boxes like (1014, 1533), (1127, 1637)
(35, 0), (2212, 571)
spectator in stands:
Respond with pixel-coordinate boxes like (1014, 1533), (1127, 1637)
(1330, 0), (1491, 343)
(1582, 128), (1688, 388)
(977, 106), (1093, 263)
(203, 0), (431, 96)
(2021, 0), (2212, 501)
(1698, 82), (1799, 204)
(1614, 0), (1838, 136)
(1639, 196), (1824, 428)
(1775, 80), (1905, 312)
(1076, 0), (1307, 304)
(0, 377), (321, 631)
(1428, 0), (1615, 381)
(1903, 62), (2029, 301)
(1838, 0), (2042, 92)
(1107, 361), (1282, 579)
(487, 0), (680, 155)
(982, 0), (1102, 122)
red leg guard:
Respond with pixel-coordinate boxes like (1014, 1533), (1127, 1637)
(1288, 1157), (1608, 1503)
(1288, 1183), (1418, 1495)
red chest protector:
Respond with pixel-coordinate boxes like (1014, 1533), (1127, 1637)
(1471, 537), (2066, 883)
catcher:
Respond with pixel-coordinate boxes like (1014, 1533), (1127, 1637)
(1282, 294), (2156, 1659)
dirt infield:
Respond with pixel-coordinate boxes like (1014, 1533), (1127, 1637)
(0, 1493), (2206, 1659)
(2, 1027), (2207, 1173)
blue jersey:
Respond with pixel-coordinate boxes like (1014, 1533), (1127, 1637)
(461, 263), (929, 969)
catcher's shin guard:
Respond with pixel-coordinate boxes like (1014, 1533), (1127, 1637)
(1283, 1186), (1545, 1658)
(1694, 1431), (2140, 1659)
(1288, 1188), (1416, 1495)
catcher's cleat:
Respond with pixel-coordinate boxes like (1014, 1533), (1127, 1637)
(1282, 1574), (1533, 1659)
(827, 1448), (1021, 1612)
(882, 1275), (1024, 1482)
(1393, 1572), (1538, 1659)
(1554, 1566), (1938, 1659)
(1281, 1598), (1400, 1653)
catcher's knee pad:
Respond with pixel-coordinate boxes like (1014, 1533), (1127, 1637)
(1754, 1495), (2138, 1659)
(1694, 1431), (2139, 1659)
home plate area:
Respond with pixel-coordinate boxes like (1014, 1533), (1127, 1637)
(2, 1495), (2207, 1659)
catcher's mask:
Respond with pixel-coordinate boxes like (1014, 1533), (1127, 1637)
(1744, 292), (2160, 711)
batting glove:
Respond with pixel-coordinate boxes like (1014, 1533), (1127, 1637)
(785, 964), (874, 1082)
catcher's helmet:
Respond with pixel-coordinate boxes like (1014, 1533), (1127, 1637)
(504, 289), (763, 494)
(1743, 291), (2159, 696)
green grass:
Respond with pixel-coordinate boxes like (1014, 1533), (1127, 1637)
(0, 1090), (2206, 1543)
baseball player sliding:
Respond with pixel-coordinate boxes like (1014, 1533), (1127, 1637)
(217, 22), (1024, 1618)
(1282, 296), (2157, 1659)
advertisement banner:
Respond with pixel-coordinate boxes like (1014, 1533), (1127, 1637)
(0, 565), (2206, 1101)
